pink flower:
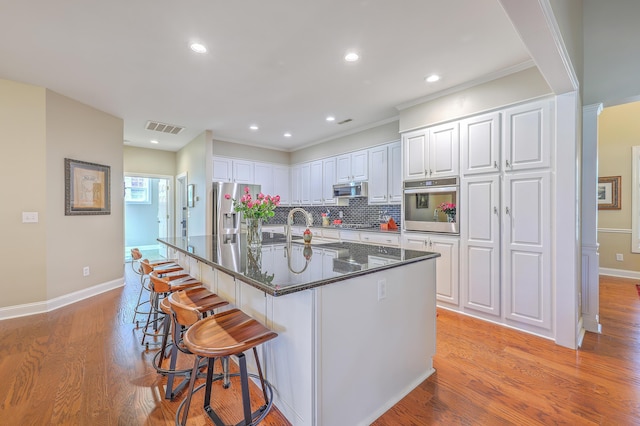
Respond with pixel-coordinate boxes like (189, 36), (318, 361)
(247, 201), (253, 208)
(224, 194), (231, 200)
(258, 193), (264, 200)
(244, 186), (250, 194)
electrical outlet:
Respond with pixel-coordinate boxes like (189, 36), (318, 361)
(83, 266), (90, 276)
(378, 279), (387, 300)
(616, 253), (623, 262)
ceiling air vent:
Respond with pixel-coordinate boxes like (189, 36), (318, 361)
(337, 118), (353, 125)
(145, 120), (185, 135)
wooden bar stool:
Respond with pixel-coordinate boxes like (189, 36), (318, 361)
(141, 271), (201, 348)
(161, 288), (229, 400)
(176, 309), (278, 426)
(133, 257), (183, 327)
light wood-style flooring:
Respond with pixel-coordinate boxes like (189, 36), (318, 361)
(0, 270), (638, 425)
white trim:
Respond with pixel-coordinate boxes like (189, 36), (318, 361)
(632, 146), (640, 253)
(599, 268), (640, 280)
(0, 278), (124, 321)
(597, 228), (632, 234)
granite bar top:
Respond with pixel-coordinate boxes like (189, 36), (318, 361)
(158, 234), (438, 297)
(262, 222), (401, 234)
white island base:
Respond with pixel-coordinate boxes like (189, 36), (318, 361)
(196, 257), (437, 426)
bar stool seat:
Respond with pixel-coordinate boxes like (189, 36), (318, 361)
(177, 309), (278, 426)
(157, 288), (228, 400)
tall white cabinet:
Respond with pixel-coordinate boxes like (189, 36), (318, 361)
(459, 98), (553, 336)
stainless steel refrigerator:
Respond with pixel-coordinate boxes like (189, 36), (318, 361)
(212, 182), (261, 235)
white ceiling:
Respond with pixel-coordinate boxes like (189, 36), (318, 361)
(0, 0), (531, 152)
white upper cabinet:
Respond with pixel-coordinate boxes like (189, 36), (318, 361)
(290, 164), (301, 205)
(402, 122), (459, 180)
(503, 99), (553, 172)
(429, 121), (459, 178)
(336, 150), (368, 183)
(310, 160), (324, 205)
(367, 145), (389, 204)
(461, 112), (501, 176)
(213, 156), (254, 183)
(300, 162), (311, 205)
(273, 165), (290, 205)
(367, 141), (401, 205)
(254, 162), (274, 195)
(323, 158), (337, 205)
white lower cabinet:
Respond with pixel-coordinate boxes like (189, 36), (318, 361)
(402, 233), (459, 307)
(360, 232), (400, 247)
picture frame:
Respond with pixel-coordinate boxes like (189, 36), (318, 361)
(187, 184), (195, 207)
(416, 194), (429, 209)
(65, 158), (111, 215)
(597, 176), (621, 210)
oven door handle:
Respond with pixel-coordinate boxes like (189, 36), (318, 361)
(403, 186), (458, 194)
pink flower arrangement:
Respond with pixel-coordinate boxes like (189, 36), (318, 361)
(439, 202), (456, 216)
(225, 186), (280, 220)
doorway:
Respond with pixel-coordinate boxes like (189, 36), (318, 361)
(176, 173), (188, 238)
(124, 174), (173, 262)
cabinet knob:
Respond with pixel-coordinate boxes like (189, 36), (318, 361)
(494, 206), (498, 215)
(505, 159), (511, 168)
(505, 206), (511, 215)
(494, 161), (498, 169)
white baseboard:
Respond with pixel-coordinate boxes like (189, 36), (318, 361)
(599, 267), (640, 280)
(0, 277), (124, 321)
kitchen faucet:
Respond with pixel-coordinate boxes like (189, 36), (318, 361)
(286, 207), (314, 245)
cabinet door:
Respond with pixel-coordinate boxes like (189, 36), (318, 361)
(273, 165), (290, 205)
(461, 175), (501, 316)
(388, 141), (402, 204)
(300, 162), (311, 205)
(367, 145), (388, 204)
(351, 150), (368, 181)
(461, 112), (501, 176)
(254, 162), (274, 195)
(430, 236), (460, 307)
(323, 158), (337, 205)
(503, 171), (551, 330)
(401, 234), (429, 251)
(403, 129), (428, 180)
(503, 99), (552, 172)
(290, 165), (301, 205)
(310, 160), (323, 205)
(212, 157), (233, 182)
(429, 121), (459, 178)
(233, 160), (254, 183)
(336, 154), (352, 183)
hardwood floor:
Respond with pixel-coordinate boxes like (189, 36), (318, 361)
(0, 271), (638, 425)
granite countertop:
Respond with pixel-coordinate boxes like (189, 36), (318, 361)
(263, 222), (401, 234)
(158, 233), (437, 297)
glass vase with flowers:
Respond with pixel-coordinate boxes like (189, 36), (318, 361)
(225, 187), (281, 248)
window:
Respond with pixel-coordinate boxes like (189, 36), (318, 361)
(125, 176), (151, 204)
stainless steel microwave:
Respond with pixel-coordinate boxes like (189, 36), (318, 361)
(333, 181), (368, 198)
(403, 178), (459, 234)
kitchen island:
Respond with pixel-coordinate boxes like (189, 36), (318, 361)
(158, 234), (439, 426)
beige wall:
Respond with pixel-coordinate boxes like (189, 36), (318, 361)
(124, 146), (176, 176)
(213, 139), (290, 164)
(177, 131), (209, 236)
(597, 101), (640, 271)
(291, 121), (400, 164)
(0, 79), (48, 307)
(399, 67), (551, 132)
(0, 79), (124, 308)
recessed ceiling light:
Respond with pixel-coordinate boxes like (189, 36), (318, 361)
(150, 140), (159, 144)
(284, 132), (292, 138)
(326, 116), (335, 122)
(249, 125), (259, 131)
(344, 52), (359, 62)
(190, 43), (207, 53)
(425, 74), (440, 83)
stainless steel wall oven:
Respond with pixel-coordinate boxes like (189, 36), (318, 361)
(403, 177), (459, 234)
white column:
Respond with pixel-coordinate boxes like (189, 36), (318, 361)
(581, 103), (603, 334)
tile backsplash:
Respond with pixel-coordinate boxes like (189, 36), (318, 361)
(268, 198), (401, 227)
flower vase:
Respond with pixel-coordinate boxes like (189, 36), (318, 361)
(246, 218), (263, 249)
(447, 213), (456, 223)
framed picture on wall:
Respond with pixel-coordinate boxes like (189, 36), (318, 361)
(597, 176), (621, 210)
(65, 158), (111, 215)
